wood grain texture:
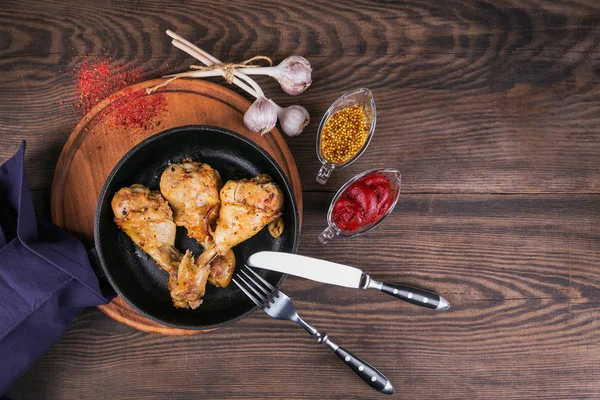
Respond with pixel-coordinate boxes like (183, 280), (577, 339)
(1, 0), (600, 398)
(1, 0), (600, 193)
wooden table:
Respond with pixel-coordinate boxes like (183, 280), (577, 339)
(2, 1), (599, 398)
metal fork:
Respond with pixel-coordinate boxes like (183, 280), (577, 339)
(233, 266), (395, 395)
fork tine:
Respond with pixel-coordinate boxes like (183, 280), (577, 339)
(244, 265), (277, 292)
(240, 269), (272, 298)
(232, 277), (263, 308)
(237, 274), (270, 304)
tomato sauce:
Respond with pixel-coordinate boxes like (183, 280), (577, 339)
(332, 173), (394, 232)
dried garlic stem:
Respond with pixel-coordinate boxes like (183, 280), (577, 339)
(166, 30), (265, 98)
(170, 40), (259, 98)
(237, 67), (277, 76)
(147, 70), (207, 94)
(164, 70), (222, 79)
(173, 39), (264, 98)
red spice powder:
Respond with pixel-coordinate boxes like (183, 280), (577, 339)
(75, 60), (115, 114)
(110, 88), (166, 129)
(74, 59), (166, 130)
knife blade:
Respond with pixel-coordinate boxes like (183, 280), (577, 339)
(247, 251), (449, 311)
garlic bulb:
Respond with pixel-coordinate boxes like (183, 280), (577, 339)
(238, 55), (313, 96)
(276, 104), (310, 137)
(243, 97), (278, 135)
(274, 56), (312, 95)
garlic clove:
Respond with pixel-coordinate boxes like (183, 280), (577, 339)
(276, 56), (312, 96)
(243, 97), (278, 135)
(277, 104), (310, 137)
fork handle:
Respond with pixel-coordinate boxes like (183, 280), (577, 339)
(319, 334), (394, 394)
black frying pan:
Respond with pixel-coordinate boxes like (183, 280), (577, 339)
(94, 125), (300, 330)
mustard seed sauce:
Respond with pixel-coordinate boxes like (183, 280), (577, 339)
(320, 104), (368, 165)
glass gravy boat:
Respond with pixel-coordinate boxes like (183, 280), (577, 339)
(318, 168), (401, 244)
(315, 88), (376, 185)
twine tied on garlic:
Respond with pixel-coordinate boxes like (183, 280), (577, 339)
(146, 56), (273, 94)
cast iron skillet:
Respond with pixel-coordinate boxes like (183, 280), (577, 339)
(94, 125), (300, 330)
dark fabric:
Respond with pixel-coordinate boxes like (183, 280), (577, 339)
(0, 142), (114, 395)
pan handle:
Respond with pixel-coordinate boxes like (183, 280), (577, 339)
(88, 248), (117, 300)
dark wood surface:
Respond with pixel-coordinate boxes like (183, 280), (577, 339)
(1, 0), (599, 398)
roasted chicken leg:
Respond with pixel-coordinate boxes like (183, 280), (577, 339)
(159, 159), (222, 248)
(169, 250), (209, 309)
(197, 174), (284, 267)
(111, 184), (209, 309)
(160, 159), (236, 287)
(111, 184), (181, 275)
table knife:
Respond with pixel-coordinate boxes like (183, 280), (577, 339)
(247, 251), (450, 311)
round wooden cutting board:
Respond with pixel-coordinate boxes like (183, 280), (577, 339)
(51, 78), (303, 335)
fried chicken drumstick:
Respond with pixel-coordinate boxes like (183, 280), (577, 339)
(111, 184), (209, 309)
(160, 159), (236, 288)
(196, 174), (284, 267)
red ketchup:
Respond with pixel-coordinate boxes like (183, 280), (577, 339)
(332, 173), (394, 232)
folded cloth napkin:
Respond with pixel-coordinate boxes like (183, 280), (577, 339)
(0, 142), (114, 394)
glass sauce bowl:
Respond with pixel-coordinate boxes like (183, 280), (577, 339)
(318, 168), (401, 244)
(316, 88), (376, 184)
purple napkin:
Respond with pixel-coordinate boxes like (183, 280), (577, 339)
(0, 142), (114, 394)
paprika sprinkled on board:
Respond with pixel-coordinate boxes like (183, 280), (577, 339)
(73, 58), (166, 130)
(109, 87), (166, 129)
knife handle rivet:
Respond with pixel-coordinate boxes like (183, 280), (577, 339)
(392, 288), (398, 294)
(359, 366), (364, 371)
(371, 376), (377, 382)
(423, 297), (428, 303)
(345, 356), (351, 362)
(407, 293), (413, 299)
